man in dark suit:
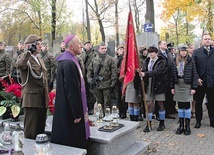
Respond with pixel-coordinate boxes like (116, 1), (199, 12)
(16, 34), (49, 139)
(192, 34), (214, 129)
(158, 40), (176, 119)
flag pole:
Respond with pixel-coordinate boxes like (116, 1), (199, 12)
(140, 77), (151, 131)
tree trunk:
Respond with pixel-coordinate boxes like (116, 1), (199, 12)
(145, 0), (155, 32)
(38, 10), (42, 37)
(207, 0), (213, 38)
(85, 0), (91, 41)
(98, 18), (105, 42)
(115, 0), (119, 47)
(51, 0), (56, 47)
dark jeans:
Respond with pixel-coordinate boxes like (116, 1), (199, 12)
(195, 86), (214, 122)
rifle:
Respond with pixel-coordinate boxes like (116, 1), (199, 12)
(90, 58), (104, 91)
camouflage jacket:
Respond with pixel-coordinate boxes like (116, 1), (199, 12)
(0, 50), (12, 77)
(80, 49), (97, 77)
(87, 53), (117, 90)
(10, 50), (24, 76)
(40, 51), (56, 83)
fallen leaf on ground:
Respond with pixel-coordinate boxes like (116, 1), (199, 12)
(197, 134), (206, 138)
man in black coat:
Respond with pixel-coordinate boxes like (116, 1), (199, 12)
(192, 34), (214, 129)
(51, 35), (90, 148)
(158, 41), (176, 119)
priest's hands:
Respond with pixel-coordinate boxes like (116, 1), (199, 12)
(74, 118), (81, 123)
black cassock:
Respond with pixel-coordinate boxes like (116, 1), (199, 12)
(51, 60), (87, 148)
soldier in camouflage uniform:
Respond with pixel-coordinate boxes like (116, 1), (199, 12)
(0, 41), (12, 77)
(115, 45), (128, 118)
(87, 42), (117, 115)
(80, 41), (97, 115)
(10, 41), (25, 77)
(40, 41), (56, 92)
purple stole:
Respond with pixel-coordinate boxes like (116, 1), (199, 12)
(56, 51), (90, 139)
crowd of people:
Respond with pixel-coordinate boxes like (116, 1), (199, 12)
(0, 33), (213, 149)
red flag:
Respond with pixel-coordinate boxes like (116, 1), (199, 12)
(119, 10), (140, 96)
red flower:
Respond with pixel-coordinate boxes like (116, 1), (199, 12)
(5, 83), (22, 98)
(48, 91), (56, 114)
(0, 77), (22, 117)
(0, 77), (22, 98)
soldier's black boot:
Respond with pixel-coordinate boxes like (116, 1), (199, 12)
(130, 115), (134, 121)
(184, 118), (191, 135)
(88, 103), (94, 115)
(138, 107), (144, 121)
(176, 118), (184, 135)
(210, 117), (214, 128)
(143, 121), (152, 132)
(120, 108), (127, 119)
(157, 120), (165, 131)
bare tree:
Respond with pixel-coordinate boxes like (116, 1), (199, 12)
(132, 0), (145, 33)
(87, 0), (114, 42)
(114, 0), (119, 47)
(85, 0), (91, 41)
(51, 0), (56, 46)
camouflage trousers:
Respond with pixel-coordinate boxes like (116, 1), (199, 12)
(85, 79), (96, 106)
(93, 87), (111, 113)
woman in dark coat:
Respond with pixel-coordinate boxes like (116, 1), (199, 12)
(138, 46), (166, 132)
(170, 44), (198, 135)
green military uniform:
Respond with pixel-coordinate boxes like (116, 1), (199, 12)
(87, 52), (117, 111)
(0, 50), (12, 77)
(10, 50), (24, 77)
(80, 48), (97, 114)
(40, 51), (56, 92)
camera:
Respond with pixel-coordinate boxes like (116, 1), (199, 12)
(28, 41), (37, 54)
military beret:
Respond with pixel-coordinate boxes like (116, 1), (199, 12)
(117, 45), (124, 50)
(139, 46), (147, 51)
(0, 41), (6, 46)
(41, 41), (48, 46)
(19, 40), (24, 44)
(24, 34), (41, 44)
(99, 41), (106, 46)
(178, 44), (187, 51)
(84, 40), (91, 45)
